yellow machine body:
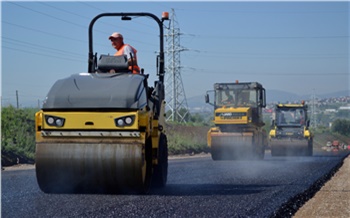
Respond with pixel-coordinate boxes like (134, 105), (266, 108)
(205, 82), (267, 160)
(269, 103), (313, 156)
(35, 12), (169, 194)
(35, 102), (166, 193)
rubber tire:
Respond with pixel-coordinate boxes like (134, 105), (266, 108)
(307, 139), (313, 156)
(152, 133), (168, 188)
(138, 137), (153, 194)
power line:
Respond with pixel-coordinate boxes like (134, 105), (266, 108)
(14, 2), (149, 39)
(3, 21), (86, 43)
(2, 37), (83, 58)
(174, 7), (348, 15)
(181, 69), (348, 76)
(188, 50), (348, 56)
(78, 2), (106, 12)
(80, 1), (164, 30)
(39, 2), (93, 20)
(191, 35), (349, 39)
(10, 2), (88, 29)
(7, 2), (147, 41)
(182, 53), (347, 60)
(2, 46), (85, 63)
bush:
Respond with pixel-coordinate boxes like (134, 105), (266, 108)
(166, 123), (210, 155)
(1, 106), (36, 165)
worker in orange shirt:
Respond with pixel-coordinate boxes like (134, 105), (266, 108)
(109, 32), (140, 74)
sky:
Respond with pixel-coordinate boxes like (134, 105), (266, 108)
(1, 1), (349, 108)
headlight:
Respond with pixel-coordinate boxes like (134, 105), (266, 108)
(45, 115), (65, 127)
(125, 117), (133, 125)
(115, 115), (135, 127)
(117, 119), (124, 126)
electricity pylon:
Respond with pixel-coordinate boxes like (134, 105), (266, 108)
(165, 9), (189, 123)
(310, 90), (318, 128)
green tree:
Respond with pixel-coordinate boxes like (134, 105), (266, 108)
(332, 119), (350, 136)
(190, 113), (202, 123)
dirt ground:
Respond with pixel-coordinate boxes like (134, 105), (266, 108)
(293, 155), (350, 218)
(2, 164), (35, 171)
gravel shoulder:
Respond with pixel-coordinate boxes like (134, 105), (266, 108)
(293, 154), (350, 218)
(2, 164), (35, 171)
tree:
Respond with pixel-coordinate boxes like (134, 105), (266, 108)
(332, 119), (350, 136)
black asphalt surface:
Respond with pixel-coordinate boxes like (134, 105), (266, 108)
(2, 151), (349, 218)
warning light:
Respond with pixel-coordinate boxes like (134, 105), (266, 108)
(162, 12), (169, 20)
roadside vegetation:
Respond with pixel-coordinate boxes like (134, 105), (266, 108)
(1, 106), (36, 166)
(1, 106), (350, 166)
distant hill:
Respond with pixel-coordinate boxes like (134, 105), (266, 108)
(266, 90), (300, 103)
(187, 89), (350, 113)
(267, 89), (349, 103)
(308, 90), (350, 99)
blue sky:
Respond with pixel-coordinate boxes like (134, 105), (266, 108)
(1, 1), (349, 107)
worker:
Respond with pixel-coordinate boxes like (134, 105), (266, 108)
(109, 32), (140, 74)
(279, 113), (287, 124)
(297, 109), (305, 125)
(222, 90), (234, 104)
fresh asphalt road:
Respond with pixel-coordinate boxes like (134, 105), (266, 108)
(2, 151), (349, 218)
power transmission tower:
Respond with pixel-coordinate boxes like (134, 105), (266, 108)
(16, 90), (19, 109)
(165, 9), (189, 123)
(310, 91), (318, 128)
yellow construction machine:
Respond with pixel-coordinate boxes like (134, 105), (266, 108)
(35, 12), (169, 194)
(269, 102), (313, 156)
(205, 81), (267, 160)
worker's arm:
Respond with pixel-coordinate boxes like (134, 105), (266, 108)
(128, 57), (138, 66)
(124, 46), (138, 66)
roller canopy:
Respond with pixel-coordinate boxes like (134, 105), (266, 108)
(42, 73), (147, 109)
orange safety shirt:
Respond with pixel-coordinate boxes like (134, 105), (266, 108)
(114, 44), (140, 74)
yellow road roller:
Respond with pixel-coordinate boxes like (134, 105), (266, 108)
(35, 12), (169, 194)
(269, 102), (313, 156)
(205, 81), (267, 160)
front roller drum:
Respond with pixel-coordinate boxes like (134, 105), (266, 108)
(270, 138), (313, 156)
(36, 140), (151, 194)
(210, 132), (264, 160)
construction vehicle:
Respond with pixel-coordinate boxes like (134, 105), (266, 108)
(35, 12), (169, 194)
(269, 102), (313, 156)
(205, 81), (267, 160)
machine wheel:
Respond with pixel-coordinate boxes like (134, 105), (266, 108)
(152, 133), (168, 188)
(307, 139), (313, 156)
(211, 147), (223, 161)
(138, 137), (153, 194)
